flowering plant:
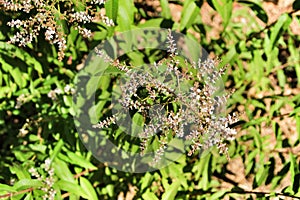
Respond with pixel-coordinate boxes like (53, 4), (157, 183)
(91, 29), (239, 166)
(1, 0), (113, 60)
(1, 0), (298, 199)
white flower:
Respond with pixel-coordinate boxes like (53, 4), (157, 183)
(100, 14), (115, 26)
(44, 158), (51, 171)
(54, 88), (63, 94)
(90, 0), (106, 5)
(64, 84), (75, 94)
(18, 128), (29, 137)
(70, 11), (93, 24)
(47, 90), (57, 100)
(7, 19), (23, 28)
(45, 28), (56, 41)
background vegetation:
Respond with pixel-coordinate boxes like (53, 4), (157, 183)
(0, 0), (300, 199)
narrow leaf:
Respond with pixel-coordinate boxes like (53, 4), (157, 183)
(161, 181), (180, 200)
(105, 0), (119, 23)
(0, 184), (17, 192)
(180, 0), (200, 31)
(80, 177), (98, 200)
(160, 0), (171, 19)
(14, 179), (43, 190)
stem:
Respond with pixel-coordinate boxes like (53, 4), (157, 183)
(74, 168), (97, 179)
(0, 187), (34, 199)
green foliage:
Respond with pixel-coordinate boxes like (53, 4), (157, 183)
(1, 0), (300, 199)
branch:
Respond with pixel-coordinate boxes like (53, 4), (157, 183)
(0, 187), (34, 199)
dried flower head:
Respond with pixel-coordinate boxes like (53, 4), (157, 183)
(1, 0), (113, 61)
(93, 29), (239, 165)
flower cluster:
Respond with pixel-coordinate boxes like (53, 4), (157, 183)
(92, 115), (117, 129)
(1, 0), (113, 61)
(70, 11), (94, 24)
(15, 93), (27, 109)
(47, 84), (75, 100)
(90, 0), (106, 5)
(29, 158), (56, 200)
(94, 29), (239, 164)
(47, 88), (63, 101)
(166, 29), (178, 56)
(18, 117), (42, 137)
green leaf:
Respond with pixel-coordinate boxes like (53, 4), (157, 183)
(160, 0), (171, 19)
(13, 149), (35, 162)
(254, 156), (269, 188)
(251, 99), (265, 110)
(117, 0), (135, 31)
(66, 151), (97, 169)
(270, 99), (284, 118)
(9, 165), (31, 180)
(28, 144), (47, 153)
(210, 190), (227, 199)
(70, 0), (85, 11)
(252, 128), (263, 150)
(221, 45), (238, 68)
(277, 69), (286, 88)
(290, 153), (299, 189)
(211, 0), (233, 29)
(238, 0), (268, 23)
(24, 192), (33, 200)
(180, 0), (200, 31)
(14, 179), (43, 190)
(0, 184), (17, 192)
(246, 149), (259, 175)
(131, 112), (144, 136)
(50, 139), (64, 161)
(80, 177), (98, 200)
(0, 42), (43, 74)
(140, 173), (153, 191)
(105, 0), (119, 23)
(0, 69), (3, 87)
(142, 190), (159, 200)
(11, 68), (24, 88)
(99, 75), (111, 91)
(269, 13), (292, 52)
(56, 180), (89, 198)
(105, 184), (114, 197)
(63, 95), (72, 107)
(296, 115), (300, 144)
(53, 158), (75, 183)
(243, 117), (268, 128)
(198, 154), (212, 190)
(162, 162), (188, 189)
(161, 181), (181, 200)
(53, 10), (69, 35)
